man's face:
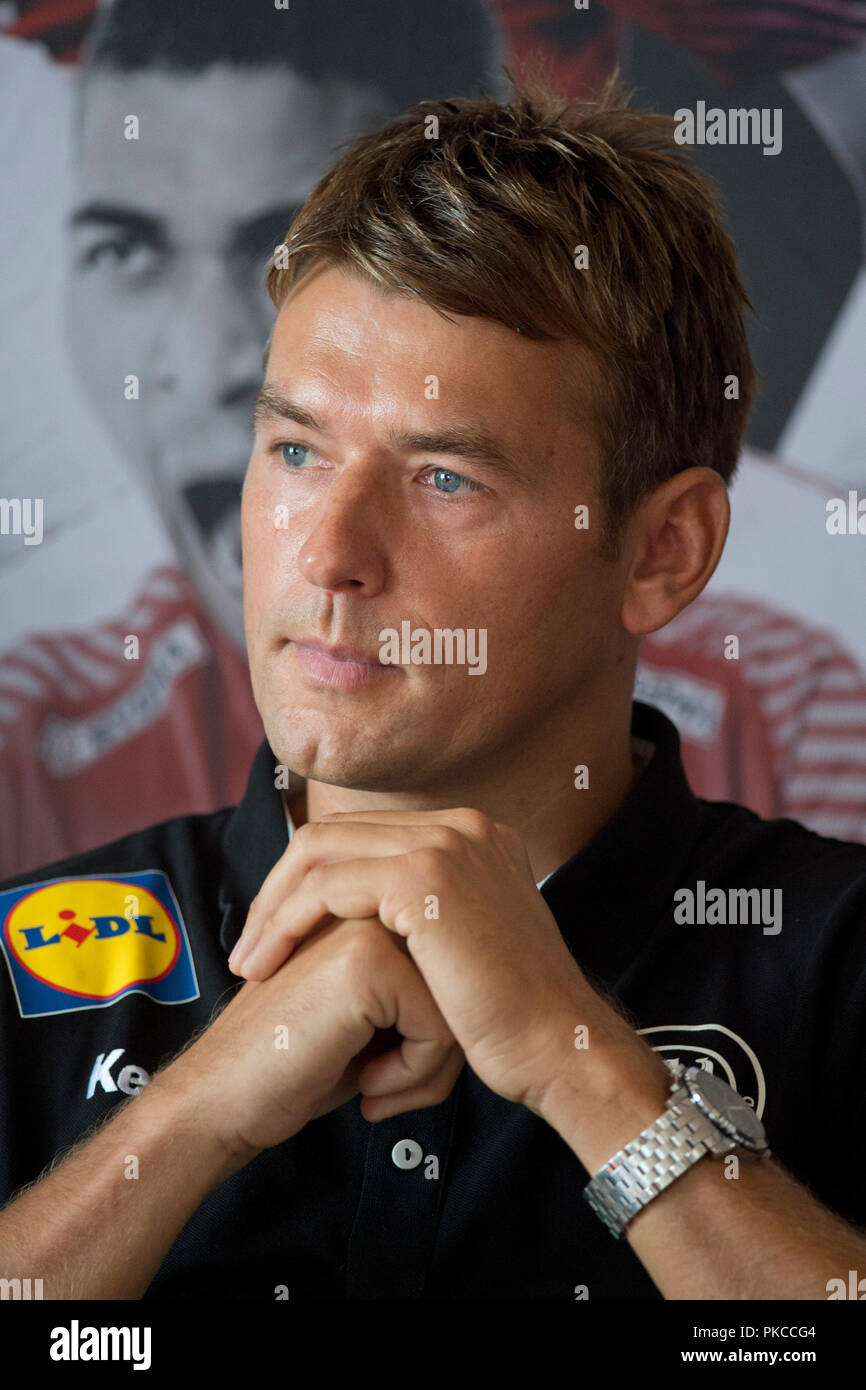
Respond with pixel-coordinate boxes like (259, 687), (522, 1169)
(242, 261), (632, 794)
(63, 64), (391, 648)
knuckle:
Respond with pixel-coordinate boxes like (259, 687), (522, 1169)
(421, 1025), (457, 1058)
(257, 910), (278, 941)
(303, 860), (329, 892)
(413, 1069), (461, 1107)
(429, 824), (464, 854)
(334, 918), (384, 969)
(451, 806), (492, 839)
(407, 846), (449, 880)
(290, 821), (319, 853)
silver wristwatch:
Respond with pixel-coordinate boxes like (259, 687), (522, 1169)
(582, 1062), (771, 1239)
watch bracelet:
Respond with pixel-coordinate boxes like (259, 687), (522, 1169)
(582, 1096), (727, 1239)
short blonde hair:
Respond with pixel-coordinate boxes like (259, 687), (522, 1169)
(265, 69), (757, 559)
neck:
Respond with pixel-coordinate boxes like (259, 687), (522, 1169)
(287, 690), (642, 883)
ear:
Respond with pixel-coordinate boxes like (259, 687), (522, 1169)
(620, 467), (730, 636)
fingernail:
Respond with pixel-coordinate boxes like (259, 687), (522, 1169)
(228, 939), (247, 974)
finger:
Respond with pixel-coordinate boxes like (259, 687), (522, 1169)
(235, 856), (408, 979)
(359, 1046), (467, 1122)
(240, 821), (457, 956)
(249, 805), (500, 935)
(318, 808), (488, 832)
(359, 1036), (465, 1099)
(361, 933), (457, 1079)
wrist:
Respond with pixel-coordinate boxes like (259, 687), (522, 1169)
(538, 1033), (673, 1175)
(145, 1069), (261, 1187)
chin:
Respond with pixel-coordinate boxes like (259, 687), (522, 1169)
(262, 702), (411, 791)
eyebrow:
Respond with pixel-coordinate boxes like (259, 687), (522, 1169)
(252, 383), (527, 482)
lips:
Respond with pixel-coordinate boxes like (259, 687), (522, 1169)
(289, 636), (400, 692)
(292, 637), (385, 666)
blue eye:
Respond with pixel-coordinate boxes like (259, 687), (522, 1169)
(280, 442), (312, 467)
(428, 467), (483, 495)
(272, 445), (483, 495)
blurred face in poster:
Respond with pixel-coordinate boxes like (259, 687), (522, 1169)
(63, 64), (391, 649)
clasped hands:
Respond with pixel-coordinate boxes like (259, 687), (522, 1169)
(228, 807), (655, 1126)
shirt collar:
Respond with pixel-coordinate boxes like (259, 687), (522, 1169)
(539, 701), (706, 982)
(219, 699), (704, 976)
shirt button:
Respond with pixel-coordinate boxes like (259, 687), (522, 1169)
(390, 1138), (423, 1170)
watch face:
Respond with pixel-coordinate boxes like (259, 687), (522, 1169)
(684, 1068), (766, 1148)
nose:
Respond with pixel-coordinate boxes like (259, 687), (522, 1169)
(297, 467), (390, 596)
(148, 250), (265, 413)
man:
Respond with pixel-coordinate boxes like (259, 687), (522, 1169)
(0, 0), (503, 875)
(3, 0), (864, 889)
(1, 74), (865, 1302)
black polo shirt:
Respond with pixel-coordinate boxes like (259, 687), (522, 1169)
(2, 699), (865, 1301)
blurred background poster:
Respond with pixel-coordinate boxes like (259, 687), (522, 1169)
(0, 0), (864, 876)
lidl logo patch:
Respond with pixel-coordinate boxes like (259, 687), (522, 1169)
(0, 871), (200, 1018)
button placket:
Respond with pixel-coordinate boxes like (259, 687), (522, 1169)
(344, 1073), (465, 1299)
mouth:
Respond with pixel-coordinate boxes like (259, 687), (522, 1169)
(289, 637), (401, 692)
